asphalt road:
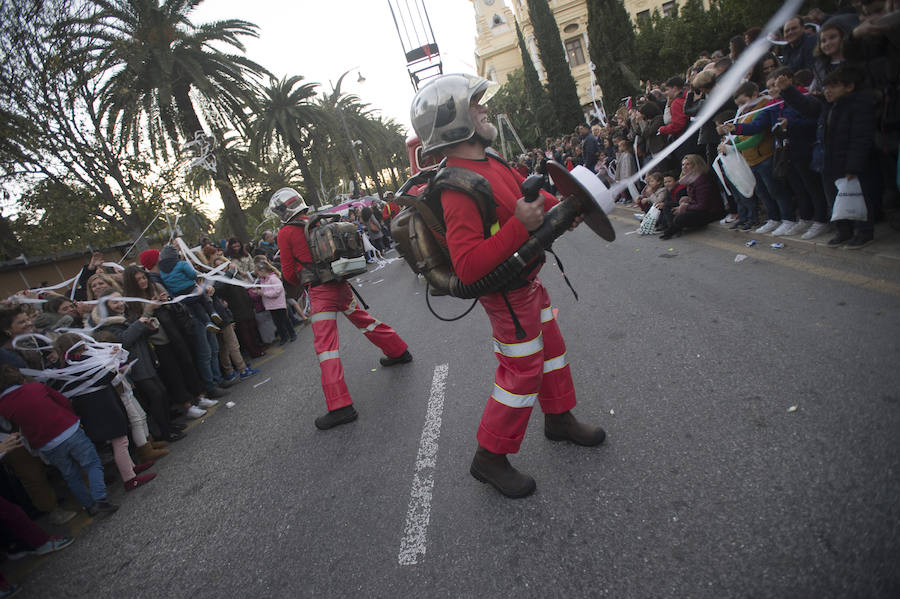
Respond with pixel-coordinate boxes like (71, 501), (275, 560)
(17, 212), (900, 598)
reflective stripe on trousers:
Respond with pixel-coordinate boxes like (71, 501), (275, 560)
(308, 282), (409, 412)
(475, 278), (576, 454)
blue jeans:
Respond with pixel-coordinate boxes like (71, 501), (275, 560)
(191, 318), (221, 390)
(751, 157), (796, 222)
(42, 428), (107, 508)
(726, 179), (757, 224)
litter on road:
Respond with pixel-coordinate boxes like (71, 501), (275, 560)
(735, 254), (748, 263)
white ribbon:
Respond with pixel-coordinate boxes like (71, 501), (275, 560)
(18, 335), (131, 398)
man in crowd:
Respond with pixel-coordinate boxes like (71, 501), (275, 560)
(779, 15), (817, 72)
(271, 188), (412, 430)
(410, 74), (605, 499)
(578, 124), (598, 172)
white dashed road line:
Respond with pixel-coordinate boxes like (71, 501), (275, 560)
(398, 363), (449, 566)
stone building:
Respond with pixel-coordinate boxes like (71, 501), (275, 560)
(470, 0), (695, 110)
(471, 0), (596, 110)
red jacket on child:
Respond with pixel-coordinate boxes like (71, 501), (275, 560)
(0, 382), (79, 449)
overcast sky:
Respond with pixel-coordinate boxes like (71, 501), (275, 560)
(193, 0), (487, 134)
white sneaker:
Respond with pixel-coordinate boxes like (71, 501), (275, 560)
(772, 220), (797, 236)
(785, 219), (811, 236)
(801, 222), (830, 240)
(633, 213), (644, 221)
(720, 213), (738, 225)
(755, 220), (781, 234)
(197, 397), (219, 409)
(48, 508), (77, 525)
(186, 405), (207, 419)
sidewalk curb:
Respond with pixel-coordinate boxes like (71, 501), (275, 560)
(611, 207), (900, 266)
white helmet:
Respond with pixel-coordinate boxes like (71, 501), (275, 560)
(410, 73), (498, 156)
(267, 187), (309, 223)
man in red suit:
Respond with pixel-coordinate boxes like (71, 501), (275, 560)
(271, 189), (412, 430)
(410, 74), (605, 498)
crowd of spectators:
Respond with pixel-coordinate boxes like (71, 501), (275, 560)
(0, 226), (327, 594)
(514, 3), (898, 249)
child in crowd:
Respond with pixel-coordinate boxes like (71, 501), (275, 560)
(0, 365), (118, 516)
(777, 65), (880, 248)
(635, 172), (666, 214)
(255, 259), (296, 346)
(53, 334), (157, 492)
(614, 139), (638, 203)
(157, 244), (221, 333)
(209, 258), (260, 384)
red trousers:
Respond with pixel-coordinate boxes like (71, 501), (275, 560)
(477, 278), (576, 454)
(309, 282), (408, 411)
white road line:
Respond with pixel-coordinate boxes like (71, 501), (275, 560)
(398, 363), (449, 566)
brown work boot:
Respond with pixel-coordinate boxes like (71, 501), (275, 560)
(544, 411), (606, 446)
(469, 445), (536, 499)
(136, 443), (169, 463)
(147, 435), (169, 449)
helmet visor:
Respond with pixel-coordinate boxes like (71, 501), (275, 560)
(475, 81), (500, 106)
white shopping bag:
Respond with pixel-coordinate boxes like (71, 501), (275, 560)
(720, 141), (756, 198)
(831, 177), (867, 221)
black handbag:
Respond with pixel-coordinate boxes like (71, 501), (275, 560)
(773, 138), (791, 179)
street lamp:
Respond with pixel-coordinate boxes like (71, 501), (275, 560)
(330, 69), (369, 196)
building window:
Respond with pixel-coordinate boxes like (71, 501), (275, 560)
(636, 9), (650, 22)
(662, 1), (677, 17)
(565, 37), (585, 66)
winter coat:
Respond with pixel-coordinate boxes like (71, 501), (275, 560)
(93, 315), (158, 382)
(158, 245), (199, 294)
(683, 93), (721, 146)
(733, 96), (776, 167)
(683, 173), (723, 216)
(781, 85), (875, 179)
(638, 115), (667, 155)
(64, 370), (128, 444)
(779, 33), (818, 73)
(213, 274), (255, 322)
(659, 91), (688, 137)
(259, 273), (287, 310)
(733, 90), (817, 163)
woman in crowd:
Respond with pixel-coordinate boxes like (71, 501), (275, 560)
(224, 238), (256, 282)
(93, 290), (198, 441)
(52, 333), (156, 492)
(86, 272), (122, 301)
(660, 154), (724, 240)
(121, 265), (212, 424)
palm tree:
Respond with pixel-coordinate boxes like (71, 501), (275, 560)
(80, 0), (267, 241)
(249, 75), (322, 207)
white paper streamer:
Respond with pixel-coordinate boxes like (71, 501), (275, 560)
(18, 335), (131, 398)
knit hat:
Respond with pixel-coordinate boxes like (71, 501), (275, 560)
(139, 249), (160, 270)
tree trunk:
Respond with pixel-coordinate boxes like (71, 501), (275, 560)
(173, 86), (249, 242)
(361, 147), (385, 199)
(288, 139), (319, 208)
(390, 166), (399, 190)
(0, 216), (23, 261)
